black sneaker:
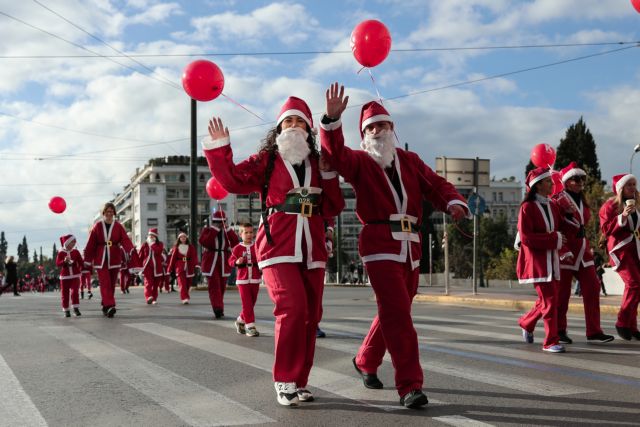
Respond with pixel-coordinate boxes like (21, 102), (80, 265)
(616, 326), (632, 341)
(81, 291), (85, 299)
(316, 327), (326, 338)
(106, 307), (116, 318)
(352, 357), (383, 389)
(102, 306), (108, 316)
(88, 292), (93, 300)
(632, 331), (640, 340)
(64, 310), (71, 318)
(213, 309), (224, 319)
(73, 308), (82, 317)
(586, 333), (614, 343)
(400, 390), (428, 409)
(558, 331), (573, 344)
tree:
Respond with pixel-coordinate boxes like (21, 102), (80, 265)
(0, 231), (7, 272)
(555, 117), (602, 185)
(524, 160), (536, 178)
(17, 235), (29, 263)
(33, 250), (38, 264)
(485, 248), (519, 280)
(52, 243), (58, 262)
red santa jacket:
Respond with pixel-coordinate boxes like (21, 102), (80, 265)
(202, 136), (344, 270)
(553, 190), (595, 271)
(199, 225), (238, 277)
(84, 220), (138, 270)
(138, 241), (165, 278)
(56, 248), (83, 280)
(320, 119), (468, 270)
(516, 197), (564, 284)
(229, 242), (261, 284)
(599, 198), (640, 271)
(167, 243), (198, 278)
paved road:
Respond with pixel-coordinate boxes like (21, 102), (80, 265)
(0, 286), (638, 426)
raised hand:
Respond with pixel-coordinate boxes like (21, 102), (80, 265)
(208, 117), (230, 141)
(325, 82), (349, 120)
(448, 204), (466, 221)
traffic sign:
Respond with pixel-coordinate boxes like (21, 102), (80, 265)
(467, 193), (486, 216)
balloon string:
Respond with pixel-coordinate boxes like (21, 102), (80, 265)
(221, 93), (267, 123)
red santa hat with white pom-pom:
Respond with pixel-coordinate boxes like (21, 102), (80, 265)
(276, 96), (315, 134)
(359, 101), (393, 139)
(560, 161), (586, 183)
(60, 234), (75, 248)
(525, 167), (551, 191)
(612, 173), (636, 195)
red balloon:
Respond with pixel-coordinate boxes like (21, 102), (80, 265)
(48, 196), (66, 214)
(632, 0), (640, 13)
(350, 20), (392, 68)
(530, 143), (556, 168)
(182, 60), (225, 101)
(551, 170), (564, 195)
(206, 177), (228, 201)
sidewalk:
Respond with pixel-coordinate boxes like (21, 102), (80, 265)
(413, 285), (622, 316)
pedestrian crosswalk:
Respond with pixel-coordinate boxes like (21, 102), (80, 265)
(0, 355), (47, 427)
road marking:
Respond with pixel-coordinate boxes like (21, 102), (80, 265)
(41, 326), (273, 426)
(0, 354), (48, 427)
(432, 415), (495, 426)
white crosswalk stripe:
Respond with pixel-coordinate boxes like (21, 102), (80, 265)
(432, 415), (496, 426)
(41, 326), (274, 426)
(0, 354), (48, 427)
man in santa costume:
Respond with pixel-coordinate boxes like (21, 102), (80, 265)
(199, 210), (239, 318)
(138, 228), (165, 305)
(553, 162), (614, 344)
(229, 223), (262, 337)
(167, 232), (198, 304)
(56, 234), (83, 317)
(203, 95), (344, 406)
(320, 83), (469, 409)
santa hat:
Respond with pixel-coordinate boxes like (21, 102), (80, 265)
(526, 167), (552, 191)
(560, 161), (586, 183)
(613, 173), (636, 195)
(148, 228), (158, 237)
(177, 232), (188, 240)
(60, 234), (75, 247)
(276, 96), (313, 130)
(211, 210), (227, 222)
(359, 101), (393, 138)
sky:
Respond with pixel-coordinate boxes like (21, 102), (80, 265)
(1, 0), (639, 255)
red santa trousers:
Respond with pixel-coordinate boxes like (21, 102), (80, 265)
(143, 275), (160, 302)
(176, 271), (191, 301)
(120, 270), (130, 293)
(206, 262), (226, 311)
(163, 274), (170, 292)
(518, 281), (560, 348)
(81, 272), (92, 292)
(355, 259), (422, 397)
(60, 278), (80, 310)
(615, 258), (640, 332)
(97, 268), (119, 308)
(558, 266), (602, 336)
(238, 283), (260, 325)
(262, 263), (324, 387)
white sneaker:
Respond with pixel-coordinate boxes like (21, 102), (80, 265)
(521, 328), (534, 344)
(274, 382), (298, 406)
(151, 300), (158, 305)
(543, 344), (566, 353)
(297, 388), (314, 402)
(181, 299), (189, 305)
(235, 320), (246, 335)
(245, 326), (259, 337)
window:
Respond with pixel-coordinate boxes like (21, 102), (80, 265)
(179, 174), (186, 182)
(148, 203), (158, 211)
(147, 218), (158, 226)
(498, 192), (503, 202)
(199, 174), (205, 182)
(155, 173), (161, 182)
(147, 187), (157, 195)
(492, 192), (497, 202)
(167, 188), (178, 199)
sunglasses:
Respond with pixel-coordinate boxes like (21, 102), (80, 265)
(569, 176), (586, 182)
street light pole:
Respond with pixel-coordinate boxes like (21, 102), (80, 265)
(189, 98), (198, 248)
(630, 144), (640, 174)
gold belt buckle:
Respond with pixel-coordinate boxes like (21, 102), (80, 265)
(400, 218), (412, 233)
(182, 257), (188, 262)
(107, 240), (112, 247)
(635, 229), (640, 240)
(301, 202), (313, 217)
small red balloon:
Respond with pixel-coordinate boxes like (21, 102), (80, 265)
(48, 196), (66, 214)
(631, 0), (640, 14)
(206, 177), (228, 201)
(182, 60), (225, 102)
(551, 170), (564, 195)
(350, 20), (392, 68)
(530, 143), (556, 168)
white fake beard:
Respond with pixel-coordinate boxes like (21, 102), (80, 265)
(276, 127), (311, 166)
(147, 237), (156, 245)
(361, 129), (396, 169)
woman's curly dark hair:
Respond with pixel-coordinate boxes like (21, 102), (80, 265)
(257, 124), (319, 179)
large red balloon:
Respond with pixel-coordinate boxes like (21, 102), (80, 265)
(206, 178), (228, 201)
(350, 20), (392, 68)
(182, 60), (225, 102)
(530, 143), (556, 168)
(632, 0), (640, 14)
(551, 170), (564, 195)
(48, 196), (66, 214)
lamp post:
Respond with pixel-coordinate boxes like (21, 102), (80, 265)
(630, 144), (640, 174)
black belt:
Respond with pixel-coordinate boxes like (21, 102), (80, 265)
(181, 257), (190, 262)
(367, 219), (419, 234)
(268, 203), (319, 218)
(205, 248), (226, 253)
(236, 263), (255, 268)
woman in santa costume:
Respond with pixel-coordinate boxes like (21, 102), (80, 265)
(56, 234), (83, 317)
(167, 232), (198, 304)
(84, 202), (139, 318)
(599, 173), (640, 340)
(553, 162), (614, 344)
(199, 210), (239, 318)
(320, 83), (467, 409)
(517, 167), (568, 353)
(228, 223), (261, 337)
(204, 96), (344, 406)
(138, 228), (165, 305)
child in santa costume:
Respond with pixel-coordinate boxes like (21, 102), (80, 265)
(599, 173), (640, 340)
(553, 162), (614, 344)
(84, 202), (139, 318)
(228, 223), (262, 337)
(204, 96), (344, 406)
(138, 228), (165, 305)
(517, 167), (568, 353)
(320, 83), (467, 409)
(80, 262), (93, 300)
(199, 210), (239, 318)
(56, 234), (83, 317)
(167, 232), (198, 304)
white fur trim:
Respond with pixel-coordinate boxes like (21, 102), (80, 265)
(277, 109), (311, 128)
(618, 213), (627, 227)
(556, 232), (563, 250)
(319, 118), (342, 131)
(201, 136), (230, 151)
(528, 170), (551, 188)
(321, 171), (338, 179)
(561, 168), (586, 183)
(361, 114), (392, 132)
(616, 174), (636, 195)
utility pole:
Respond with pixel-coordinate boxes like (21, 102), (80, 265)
(472, 157), (479, 296)
(443, 156), (449, 296)
(189, 98), (198, 249)
(336, 213), (342, 284)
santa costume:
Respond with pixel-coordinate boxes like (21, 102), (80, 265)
(228, 239), (261, 337)
(56, 234), (83, 317)
(138, 228), (165, 304)
(599, 173), (640, 340)
(320, 98), (468, 408)
(167, 233), (198, 304)
(80, 262), (93, 300)
(119, 245), (131, 294)
(203, 96), (344, 406)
